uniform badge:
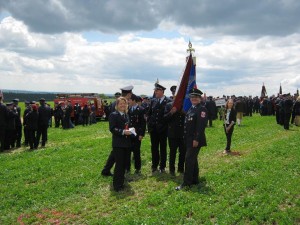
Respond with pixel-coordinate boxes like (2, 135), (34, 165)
(201, 111), (206, 118)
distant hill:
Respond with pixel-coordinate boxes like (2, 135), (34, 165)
(1, 89), (113, 102)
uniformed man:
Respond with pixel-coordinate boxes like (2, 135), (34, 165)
(12, 99), (22, 148)
(176, 88), (208, 190)
(127, 94), (146, 174)
(0, 95), (8, 151)
(23, 101), (31, 146)
(282, 94), (294, 130)
(4, 102), (17, 150)
(205, 96), (217, 127)
(147, 83), (172, 173)
(101, 85), (133, 176)
(164, 86), (186, 175)
(35, 98), (51, 148)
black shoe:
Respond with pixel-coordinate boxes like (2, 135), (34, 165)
(159, 169), (166, 173)
(152, 168), (158, 173)
(175, 184), (188, 191)
(114, 186), (124, 192)
(177, 169), (184, 174)
(134, 170), (141, 174)
(101, 171), (113, 177)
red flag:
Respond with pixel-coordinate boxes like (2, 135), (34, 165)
(173, 54), (193, 110)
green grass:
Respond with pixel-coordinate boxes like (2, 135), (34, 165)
(0, 114), (299, 224)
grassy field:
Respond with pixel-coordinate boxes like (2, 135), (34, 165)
(0, 113), (299, 224)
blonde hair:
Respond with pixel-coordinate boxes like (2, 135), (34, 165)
(225, 98), (234, 110)
(115, 97), (128, 113)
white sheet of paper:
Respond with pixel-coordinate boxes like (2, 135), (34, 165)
(129, 127), (137, 136)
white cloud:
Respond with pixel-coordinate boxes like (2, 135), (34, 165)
(0, 16), (299, 97)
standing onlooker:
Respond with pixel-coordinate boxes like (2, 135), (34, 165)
(25, 104), (39, 150)
(0, 95), (8, 151)
(235, 97), (245, 126)
(35, 98), (51, 148)
(282, 94), (294, 130)
(176, 88), (208, 190)
(82, 104), (90, 126)
(12, 99), (22, 148)
(205, 96), (217, 127)
(109, 97), (132, 192)
(292, 96), (300, 126)
(54, 103), (63, 128)
(23, 101), (31, 146)
(223, 99), (237, 154)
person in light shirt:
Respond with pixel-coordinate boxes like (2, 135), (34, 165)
(223, 99), (237, 154)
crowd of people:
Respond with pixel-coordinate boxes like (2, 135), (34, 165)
(0, 86), (299, 192)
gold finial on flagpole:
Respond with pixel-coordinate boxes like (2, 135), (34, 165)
(187, 40), (195, 54)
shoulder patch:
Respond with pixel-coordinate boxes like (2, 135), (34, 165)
(201, 111), (206, 118)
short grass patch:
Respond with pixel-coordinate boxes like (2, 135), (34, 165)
(0, 114), (299, 224)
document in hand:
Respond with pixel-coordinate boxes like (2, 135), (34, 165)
(129, 127), (137, 136)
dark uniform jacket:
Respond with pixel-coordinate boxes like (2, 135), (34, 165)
(14, 106), (22, 127)
(25, 110), (39, 130)
(184, 103), (208, 148)
(38, 104), (51, 126)
(128, 105), (146, 137)
(0, 103), (8, 130)
(283, 99), (294, 114)
(23, 106), (31, 126)
(235, 99), (245, 113)
(147, 96), (172, 133)
(109, 111), (131, 148)
(164, 101), (185, 139)
(6, 110), (17, 131)
(205, 100), (217, 120)
(292, 101), (300, 116)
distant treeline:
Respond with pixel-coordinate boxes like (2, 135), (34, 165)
(2, 92), (57, 103)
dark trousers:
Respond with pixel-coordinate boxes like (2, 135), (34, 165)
(54, 116), (62, 128)
(127, 138), (142, 171)
(183, 144), (201, 186)
(275, 109), (281, 124)
(208, 118), (213, 127)
(150, 129), (167, 170)
(15, 126), (22, 147)
(168, 137), (186, 173)
(28, 129), (37, 149)
(4, 130), (15, 150)
(113, 147), (130, 191)
(224, 124), (234, 151)
(102, 150), (115, 173)
(35, 124), (48, 147)
(0, 129), (5, 151)
(82, 116), (89, 126)
(283, 113), (291, 130)
(24, 127), (29, 146)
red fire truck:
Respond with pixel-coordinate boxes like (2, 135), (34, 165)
(54, 93), (105, 120)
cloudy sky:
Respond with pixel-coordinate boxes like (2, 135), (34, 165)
(0, 0), (299, 97)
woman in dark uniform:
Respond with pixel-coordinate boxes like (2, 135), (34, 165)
(223, 98), (237, 154)
(109, 97), (132, 192)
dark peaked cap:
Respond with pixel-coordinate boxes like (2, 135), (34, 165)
(170, 85), (177, 93)
(154, 83), (166, 91)
(115, 92), (121, 97)
(189, 88), (203, 97)
(121, 85), (134, 94)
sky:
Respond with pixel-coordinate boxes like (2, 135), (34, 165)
(0, 0), (300, 97)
